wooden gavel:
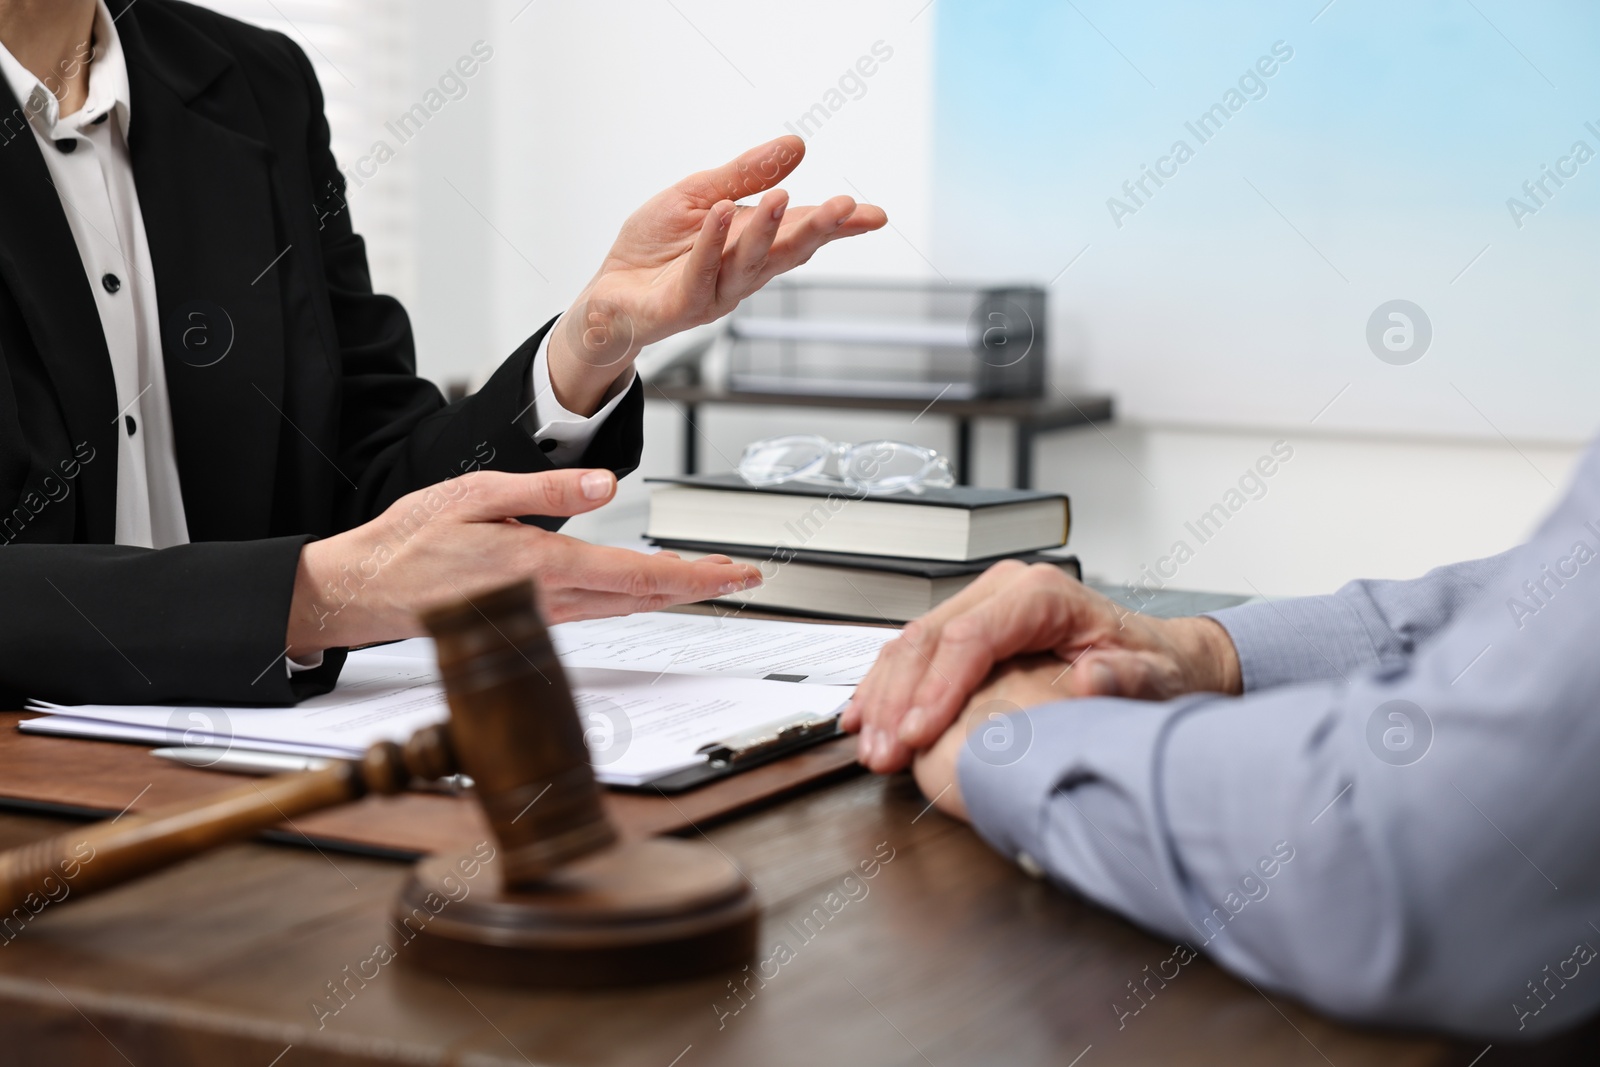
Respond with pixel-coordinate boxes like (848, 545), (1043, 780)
(0, 581), (757, 987)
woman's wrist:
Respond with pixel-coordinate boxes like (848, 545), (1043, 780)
(286, 535), (368, 660)
(545, 293), (643, 418)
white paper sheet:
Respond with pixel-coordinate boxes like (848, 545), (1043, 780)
(547, 613), (897, 685)
(355, 614), (898, 685)
(18, 715), (354, 760)
(22, 648), (851, 787)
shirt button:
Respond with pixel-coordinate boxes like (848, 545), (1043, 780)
(538, 439), (558, 453)
(101, 273), (121, 294)
(54, 138), (77, 153)
(1015, 851), (1045, 879)
(92, 112), (108, 126)
(125, 415), (137, 437)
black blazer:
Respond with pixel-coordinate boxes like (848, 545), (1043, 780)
(0, 0), (643, 707)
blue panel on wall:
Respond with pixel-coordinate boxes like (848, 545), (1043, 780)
(931, 0), (1600, 439)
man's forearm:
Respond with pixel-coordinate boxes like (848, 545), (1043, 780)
(1202, 548), (1518, 692)
(958, 443), (1600, 1039)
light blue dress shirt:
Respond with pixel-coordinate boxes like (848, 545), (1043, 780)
(959, 437), (1600, 1040)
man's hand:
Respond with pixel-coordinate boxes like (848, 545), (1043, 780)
(545, 135), (888, 415)
(841, 561), (1242, 773)
(285, 469), (761, 658)
(909, 655), (1077, 823)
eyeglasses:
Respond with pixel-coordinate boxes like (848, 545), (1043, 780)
(737, 434), (956, 496)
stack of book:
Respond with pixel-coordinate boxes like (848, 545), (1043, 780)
(645, 473), (1079, 623)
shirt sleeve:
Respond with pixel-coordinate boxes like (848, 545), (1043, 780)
(1203, 550), (1517, 691)
(520, 317), (638, 466)
(959, 437), (1600, 1039)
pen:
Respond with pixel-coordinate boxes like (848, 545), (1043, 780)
(151, 746), (331, 774)
(150, 746), (476, 791)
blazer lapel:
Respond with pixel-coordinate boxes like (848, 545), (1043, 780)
(0, 81), (121, 543)
(117, 1), (286, 541)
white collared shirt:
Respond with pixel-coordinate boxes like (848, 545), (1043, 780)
(0, 0), (626, 555)
(0, 0), (187, 550)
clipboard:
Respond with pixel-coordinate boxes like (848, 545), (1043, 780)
(0, 711), (865, 859)
(621, 709), (846, 793)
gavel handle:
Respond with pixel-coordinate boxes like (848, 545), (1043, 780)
(0, 762), (363, 916)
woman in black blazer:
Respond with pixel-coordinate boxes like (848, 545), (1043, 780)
(0, 0), (884, 705)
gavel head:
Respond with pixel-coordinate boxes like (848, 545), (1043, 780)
(418, 581), (616, 886)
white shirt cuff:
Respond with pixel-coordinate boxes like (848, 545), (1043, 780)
(286, 651), (325, 677)
(524, 317), (636, 466)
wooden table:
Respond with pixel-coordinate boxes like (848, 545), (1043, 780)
(3, 770), (1595, 1064)
(2, 595), (1597, 1065)
(648, 383), (1114, 489)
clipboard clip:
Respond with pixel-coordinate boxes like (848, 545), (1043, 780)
(697, 712), (841, 769)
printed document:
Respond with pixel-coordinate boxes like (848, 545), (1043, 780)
(23, 645), (852, 787)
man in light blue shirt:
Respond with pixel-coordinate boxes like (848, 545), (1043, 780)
(844, 439), (1600, 1040)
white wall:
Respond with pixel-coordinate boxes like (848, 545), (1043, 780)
(1034, 423), (1582, 599)
(477, 0), (938, 367)
(408, 0), (494, 384)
